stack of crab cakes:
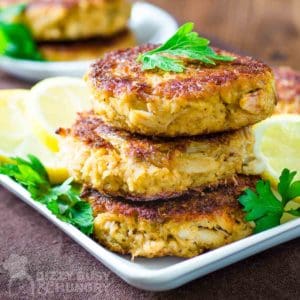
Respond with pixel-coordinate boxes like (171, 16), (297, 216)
(58, 44), (276, 258)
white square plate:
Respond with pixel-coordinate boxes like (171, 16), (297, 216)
(1, 175), (299, 291)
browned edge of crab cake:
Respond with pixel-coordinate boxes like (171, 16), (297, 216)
(57, 112), (257, 201)
(273, 67), (300, 114)
(81, 175), (256, 258)
(37, 29), (136, 61)
(85, 44), (276, 137)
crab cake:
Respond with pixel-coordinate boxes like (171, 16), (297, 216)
(82, 175), (255, 258)
(57, 112), (257, 200)
(273, 67), (300, 114)
(85, 44), (276, 137)
(2, 0), (131, 41)
(37, 30), (135, 61)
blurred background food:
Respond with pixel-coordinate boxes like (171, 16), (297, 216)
(274, 67), (300, 114)
(0, 1), (178, 80)
(0, 0), (135, 61)
(37, 30), (135, 61)
(0, 0), (299, 66)
(6, 0), (131, 40)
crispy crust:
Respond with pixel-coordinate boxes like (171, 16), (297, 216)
(57, 112), (258, 200)
(37, 29), (136, 61)
(83, 175), (257, 221)
(58, 111), (252, 158)
(273, 67), (300, 114)
(1, 0), (131, 41)
(88, 45), (271, 100)
(82, 175), (255, 258)
(86, 44), (276, 136)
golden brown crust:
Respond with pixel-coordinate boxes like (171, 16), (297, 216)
(83, 175), (257, 222)
(273, 67), (300, 114)
(86, 44), (276, 136)
(57, 112), (112, 149)
(57, 111), (257, 201)
(87, 44), (272, 101)
(83, 175), (255, 257)
(57, 111), (254, 165)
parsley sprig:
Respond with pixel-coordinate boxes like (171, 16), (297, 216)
(137, 22), (235, 72)
(239, 169), (300, 233)
(0, 155), (93, 234)
(0, 4), (44, 60)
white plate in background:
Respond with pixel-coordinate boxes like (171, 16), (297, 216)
(0, 1), (178, 82)
(1, 175), (299, 291)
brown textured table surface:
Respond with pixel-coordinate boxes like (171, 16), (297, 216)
(1, 1), (300, 299)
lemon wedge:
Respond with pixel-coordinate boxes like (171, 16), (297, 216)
(0, 89), (69, 184)
(25, 77), (92, 152)
(253, 114), (300, 185)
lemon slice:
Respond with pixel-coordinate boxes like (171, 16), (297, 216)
(26, 77), (92, 152)
(253, 114), (300, 185)
(15, 135), (69, 184)
(0, 90), (29, 162)
(0, 89), (68, 184)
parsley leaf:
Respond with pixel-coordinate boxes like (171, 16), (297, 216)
(278, 168), (297, 206)
(137, 22), (235, 72)
(239, 169), (300, 233)
(141, 53), (184, 72)
(0, 155), (93, 234)
(0, 4), (44, 61)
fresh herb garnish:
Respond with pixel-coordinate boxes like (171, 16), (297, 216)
(137, 22), (235, 72)
(0, 3), (44, 60)
(239, 169), (300, 233)
(0, 155), (93, 234)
